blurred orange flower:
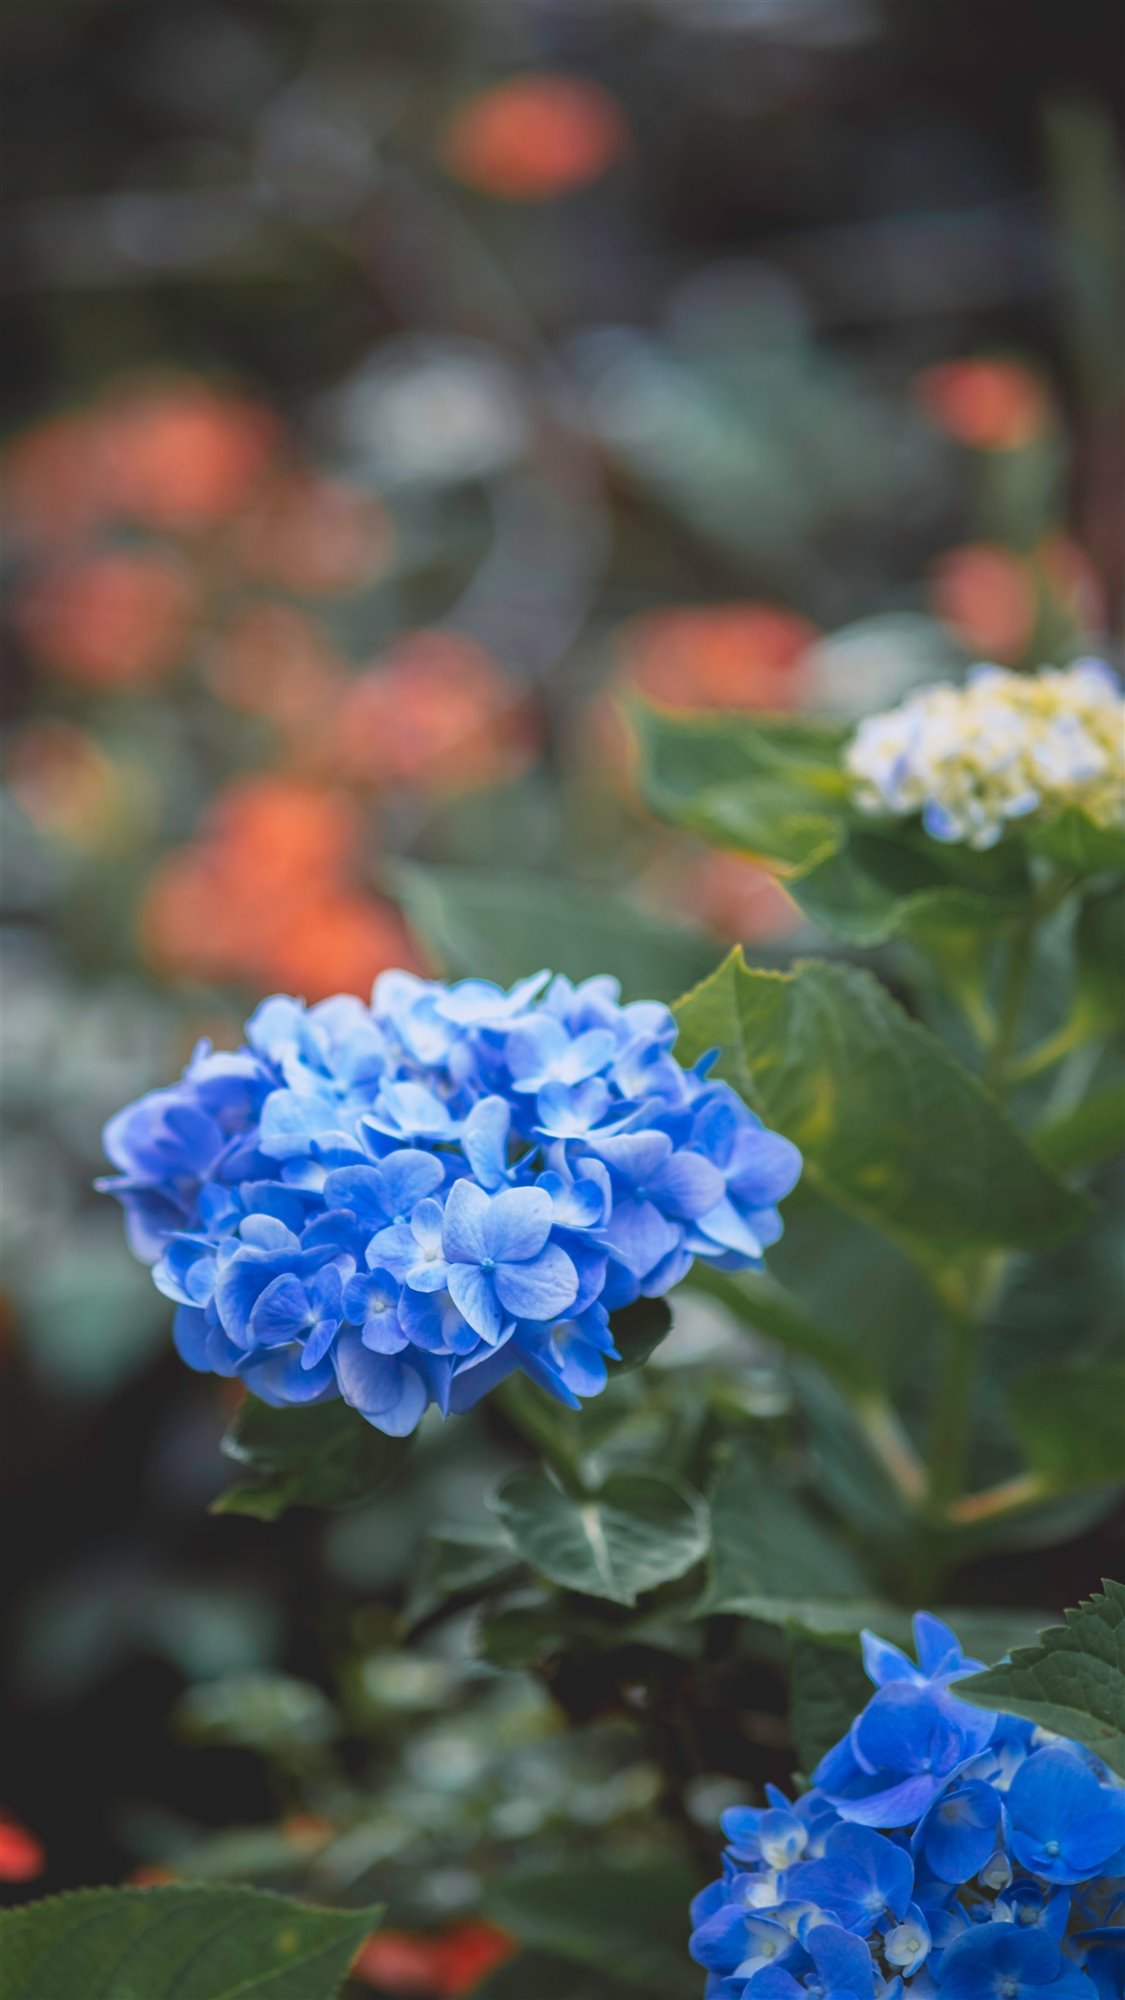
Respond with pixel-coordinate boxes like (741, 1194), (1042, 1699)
(0, 1812), (45, 1883)
(914, 360), (1050, 451)
(332, 632), (539, 794)
(353, 1921), (515, 1996)
(618, 603), (817, 711)
(98, 379), (278, 528)
(929, 544), (1035, 663)
(6, 721), (125, 850)
(2, 413), (106, 547)
(142, 776), (420, 1000)
(14, 550), (198, 689)
(204, 603), (348, 745)
(235, 473), (393, 596)
(442, 74), (626, 200)
(665, 850), (800, 942)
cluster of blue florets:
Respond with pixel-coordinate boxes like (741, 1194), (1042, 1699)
(99, 970), (801, 1435)
(691, 1614), (1125, 1998)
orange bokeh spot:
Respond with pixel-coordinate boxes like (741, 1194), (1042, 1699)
(235, 473), (393, 596)
(98, 379), (278, 528)
(126, 1864), (179, 1887)
(667, 850), (800, 943)
(352, 1921), (515, 1997)
(442, 74), (626, 200)
(0, 1813), (45, 1883)
(2, 414), (106, 548)
(14, 550), (198, 689)
(929, 544), (1035, 663)
(141, 776), (420, 1001)
(6, 721), (124, 850)
(332, 632), (539, 794)
(205, 603), (348, 744)
(619, 603), (818, 712)
(914, 360), (1049, 451)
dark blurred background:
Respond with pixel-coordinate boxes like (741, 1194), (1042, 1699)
(1, 0), (1122, 1978)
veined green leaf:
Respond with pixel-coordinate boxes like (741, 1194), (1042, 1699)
(0, 1885), (380, 2000)
(490, 1467), (709, 1606)
(953, 1583), (1125, 1776)
(674, 950), (1091, 1253)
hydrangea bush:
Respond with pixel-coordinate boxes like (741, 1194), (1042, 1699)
(691, 1613), (1125, 1999)
(98, 969), (801, 1433)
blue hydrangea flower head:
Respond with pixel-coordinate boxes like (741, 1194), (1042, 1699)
(99, 969), (802, 1434)
(690, 1611), (1124, 1998)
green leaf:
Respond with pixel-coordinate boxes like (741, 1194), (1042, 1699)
(484, 1858), (695, 1996)
(608, 1297), (674, 1371)
(789, 1630), (873, 1771)
(214, 1397), (410, 1519)
(630, 704), (847, 870)
(953, 1583), (1125, 1776)
(1009, 1364), (1125, 1493)
(0, 1885), (379, 2000)
(699, 1454), (870, 1616)
(1029, 807), (1125, 874)
(404, 1524), (522, 1630)
(391, 862), (715, 1004)
(490, 1468), (709, 1606)
(478, 1952), (639, 1999)
(1075, 884), (1125, 1031)
(174, 1674), (338, 1755)
(789, 828), (1026, 947)
(674, 950), (1090, 1253)
(1034, 1082), (1125, 1175)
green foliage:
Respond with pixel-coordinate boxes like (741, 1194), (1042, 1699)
(629, 704), (848, 870)
(1029, 809), (1125, 874)
(954, 1583), (1125, 1776)
(0, 1885), (379, 2000)
(213, 1397), (410, 1520)
(490, 1468), (709, 1606)
(607, 1298), (674, 1371)
(698, 1453), (871, 1615)
(674, 950), (1090, 1254)
(484, 1857), (696, 1996)
(404, 1524), (522, 1630)
(789, 1630), (873, 1770)
(392, 862), (715, 1003)
(1009, 1364), (1125, 1492)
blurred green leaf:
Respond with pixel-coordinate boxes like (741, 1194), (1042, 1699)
(1029, 808), (1125, 874)
(404, 1524), (523, 1630)
(392, 862), (715, 1003)
(1034, 1082), (1125, 1175)
(0, 1885), (379, 2000)
(490, 1468), (709, 1607)
(674, 951), (1091, 1254)
(175, 1673), (338, 1755)
(954, 1584), (1125, 1776)
(630, 704), (847, 869)
(790, 828), (1027, 947)
(608, 1298), (674, 1372)
(484, 1857), (694, 1996)
(1009, 1363), (1125, 1493)
(478, 1952), (639, 1999)
(215, 1398), (411, 1519)
(699, 1454), (870, 1615)
(788, 1630), (872, 1771)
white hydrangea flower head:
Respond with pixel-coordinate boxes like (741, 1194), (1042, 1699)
(845, 659), (1124, 850)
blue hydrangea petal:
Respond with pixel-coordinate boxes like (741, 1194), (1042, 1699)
(494, 1243), (578, 1322)
(447, 1262), (505, 1343)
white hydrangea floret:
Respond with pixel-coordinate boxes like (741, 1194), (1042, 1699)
(845, 659), (1124, 850)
